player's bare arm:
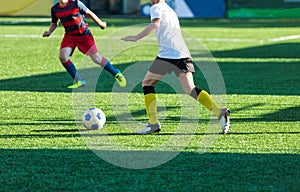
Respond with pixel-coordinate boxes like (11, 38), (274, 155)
(121, 18), (160, 42)
(86, 9), (107, 30)
(43, 22), (58, 37)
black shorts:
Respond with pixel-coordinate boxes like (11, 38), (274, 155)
(149, 57), (195, 76)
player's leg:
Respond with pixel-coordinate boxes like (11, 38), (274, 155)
(59, 47), (85, 88)
(137, 58), (175, 134)
(177, 72), (230, 133)
(178, 72), (220, 117)
(89, 52), (126, 87)
(90, 52), (118, 75)
(142, 71), (162, 124)
(136, 71), (164, 134)
(78, 33), (126, 87)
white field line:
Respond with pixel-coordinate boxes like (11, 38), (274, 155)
(1, 33), (300, 43)
(268, 34), (300, 42)
(0, 19), (50, 24)
(197, 35), (300, 43)
(197, 37), (263, 43)
(0, 34), (61, 38)
(101, 36), (264, 42)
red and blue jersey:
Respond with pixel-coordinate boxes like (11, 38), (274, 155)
(51, 0), (90, 35)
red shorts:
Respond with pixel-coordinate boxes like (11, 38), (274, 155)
(60, 33), (98, 56)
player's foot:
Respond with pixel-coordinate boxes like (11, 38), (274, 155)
(219, 108), (230, 134)
(114, 71), (126, 87)
(136, 122), (161, 134)
(67, 79), (86, 89)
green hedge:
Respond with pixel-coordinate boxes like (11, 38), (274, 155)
(228, 7), (300, 18)
(228, 0), (300, 9)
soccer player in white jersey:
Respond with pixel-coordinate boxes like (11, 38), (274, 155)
(122, 0), (230, 134)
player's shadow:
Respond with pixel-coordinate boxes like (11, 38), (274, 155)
(255, 106), (300, 122)
(231, 103), (300, 122)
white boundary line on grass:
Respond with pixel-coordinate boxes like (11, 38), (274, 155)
(101, 36), (265, 43)
(0, 34), (61, 38)
(2, 33), (300, 43)
(268, 34), (300, 42)
(198, 37), (263, 43)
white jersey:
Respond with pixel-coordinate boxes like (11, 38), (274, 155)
(150, 2), (191, 59)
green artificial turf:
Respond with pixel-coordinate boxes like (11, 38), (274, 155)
(0, 17), (299, 191)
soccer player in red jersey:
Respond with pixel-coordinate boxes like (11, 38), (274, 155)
(43, 0), (126, 88)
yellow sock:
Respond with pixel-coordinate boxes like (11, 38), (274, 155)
(197, 90), (220, 117)
(144, 93), (158, 124)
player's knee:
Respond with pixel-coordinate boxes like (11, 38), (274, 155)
(142, 80), (149, 87)
(90, 54), (102, 64)
(184, 89), (193, 95)
(142, 79), (156, 87)
(59, 55), (69, 64)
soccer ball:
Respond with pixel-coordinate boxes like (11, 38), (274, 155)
(82, 108), (106, 130)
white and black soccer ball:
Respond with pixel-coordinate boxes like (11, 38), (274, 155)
(82, 108), (106, 130)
